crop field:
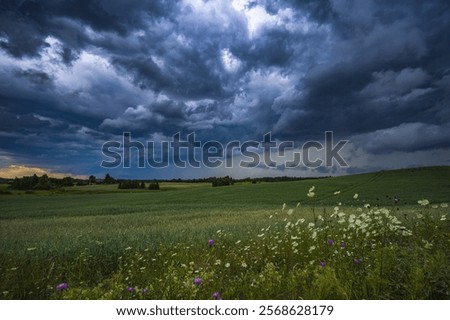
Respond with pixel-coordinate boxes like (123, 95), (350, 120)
(0, 166), (449, 299)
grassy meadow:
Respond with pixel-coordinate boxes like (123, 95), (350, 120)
(0, 166), (449, 299)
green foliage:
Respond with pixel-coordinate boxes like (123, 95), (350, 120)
(104, 173), (116, 184)
(212, 176), (233, 187)
(88, 175), (96, 184)
(148, 182), (160, 190)
(9, 174), (75, 190)
(0, 193), (448, 299)
(118, 180), (141, 189)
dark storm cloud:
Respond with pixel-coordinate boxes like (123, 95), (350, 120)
(112, 55), (169, 92)
(0, 110), (51, 132)
(352, 122), (450, 153)
(16, 69), (53, 85)
(0, 0), (175, 58)
(0, 0), (449, 177)
(272, 0), (450, 153)
(245, 28), (295, 67)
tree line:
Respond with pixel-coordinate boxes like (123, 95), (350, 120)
(5, 173), (327, 191)
(9, 174), (78, 190)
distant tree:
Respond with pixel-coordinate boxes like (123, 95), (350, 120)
(61, 177), (74, 187)
(212, 176), (233, 187)
(104, 173), (116, 184)
(148, 182), (160, 190)
(31, 174), (39, 187)
(140, 181), (146, 189)
(118, 180), (140, 189)
(88, 175), (96, 184)
(33, 174), (51, 190)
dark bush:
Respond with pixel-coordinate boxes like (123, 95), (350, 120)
(148, 182), (160, 190)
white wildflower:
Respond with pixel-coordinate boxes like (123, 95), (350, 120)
(402, 230), (412, 236)
(423, 240), (433, 249)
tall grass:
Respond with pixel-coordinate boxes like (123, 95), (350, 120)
(1, 188), (448, 299)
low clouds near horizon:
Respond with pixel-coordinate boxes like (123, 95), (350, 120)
(0, 0), (449, 178)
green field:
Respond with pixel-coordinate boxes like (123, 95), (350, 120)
(0, 166), (449, 299)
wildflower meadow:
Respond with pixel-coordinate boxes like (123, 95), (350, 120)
(0, 168), (449, 300)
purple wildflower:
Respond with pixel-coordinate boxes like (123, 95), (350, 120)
(327, 239), (334, 246)
(340, 242), (346, 249)
(56, 283), (68, 291)
(212, 292), (222, 300)
(141, 288), (148, 294)
(354, 258), (362, 265)
(208, 239), (215, 247)
(320, 261), (326, 267)
(193, 277), (203, 286)
(127, 286), (134, 292)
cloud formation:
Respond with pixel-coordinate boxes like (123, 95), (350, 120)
(0, 0), (449, 178)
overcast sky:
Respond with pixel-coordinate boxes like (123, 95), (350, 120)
(0, 0), (449, 179)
